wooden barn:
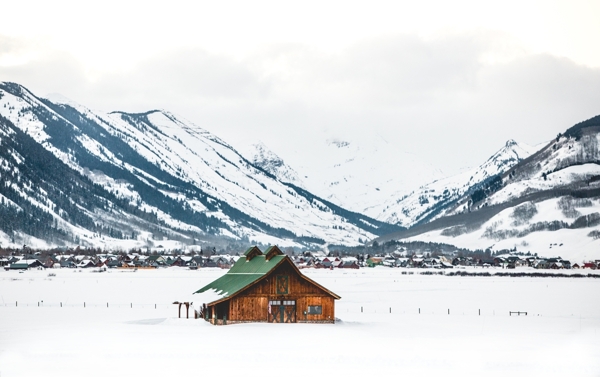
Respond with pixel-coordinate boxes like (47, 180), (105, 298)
(194, 246), (340, 324)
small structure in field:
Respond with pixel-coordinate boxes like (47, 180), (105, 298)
(194, 246), (340, 324)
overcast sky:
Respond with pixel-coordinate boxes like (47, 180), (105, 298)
(2, 0), (600, 175)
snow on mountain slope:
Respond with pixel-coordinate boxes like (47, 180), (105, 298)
(243, 142), (305, 188)
(371, 139), (541, 227)
(103, 110), (380, 244)
(405, 194), (600, 263)
(452, 116), (600, 215)
(377, 115), (600, 263)
(0, 109), (142, 250)
(0, 82), (398, 249)
(242, 135), (446, 217)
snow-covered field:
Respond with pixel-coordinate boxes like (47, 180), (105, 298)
(1, 267), (599, 376)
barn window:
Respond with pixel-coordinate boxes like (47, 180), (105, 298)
(269, 300), (281, 305)
(276, 275), (289, 295)
(283, 300), (295, 306)
(308, 305), (322, 314)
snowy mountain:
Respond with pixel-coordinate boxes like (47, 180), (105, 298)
(371, 139), (541, 227)
(0, 82), (400, 250)
(376, 115), (600, 262)
(242, 135), (446, 217)
(245, 142), (305, 188)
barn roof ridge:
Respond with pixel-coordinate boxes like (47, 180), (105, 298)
(243, 246), (262, 256)
(244, 245), (264, 261)
(264, 245), (284, 261)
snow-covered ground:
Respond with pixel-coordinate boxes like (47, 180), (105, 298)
(1, 267), (599, 376)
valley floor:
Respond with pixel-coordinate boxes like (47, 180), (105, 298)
(0, 267), (599, 376)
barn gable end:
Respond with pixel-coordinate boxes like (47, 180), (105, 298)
(264, 245), (283, 261)
(244, 246), (263, 261)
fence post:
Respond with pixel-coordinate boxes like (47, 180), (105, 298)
(131, 303), (132, 309)
(389, 307), (391, 314)
(60, 302), (62, 307)
(107, 303), (109, 308)
(479, 309), (480, 316)
(361, 306), (363, 313)
(155, 304), (157, 309)
(419, 308), (420, 314)
(16, 301), (17, 307)
(84, 302), (86, 308)
(448, 309), (450, 315)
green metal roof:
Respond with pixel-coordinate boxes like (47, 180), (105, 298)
(263, 245), (277, 255)
(10, 263), (29, 269)
(194, 255), (286, 300)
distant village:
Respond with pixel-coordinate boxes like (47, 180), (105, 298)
(1, 245), (599, 271)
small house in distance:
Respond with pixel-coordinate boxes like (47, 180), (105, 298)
(194, 246), (341, 324)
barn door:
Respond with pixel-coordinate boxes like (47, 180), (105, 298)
(283, 300), (296, 323)
(269, 300), (296, 323)
(269, 300), (281, 323)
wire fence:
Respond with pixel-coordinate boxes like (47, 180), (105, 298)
(335, 305), (600, 320)
(1, 301), (174, 309)
(3, 302), (598, 320)
(0, 301), (520, 316)
(338, 306), (518, 317)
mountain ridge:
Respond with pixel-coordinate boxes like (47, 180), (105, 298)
(0, 82), (400, 250)
(368, 138), (543, 227)
(374, 116), (600, 262)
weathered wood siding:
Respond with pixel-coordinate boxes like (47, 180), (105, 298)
(296, 296), (335, 323)
(226, 259), (335, 323)
(229, 296), (268, 322)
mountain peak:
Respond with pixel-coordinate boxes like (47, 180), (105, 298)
(488, 139), (541, 163)
(45, 92), (76, 106)
(245, 142), (304, 187)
